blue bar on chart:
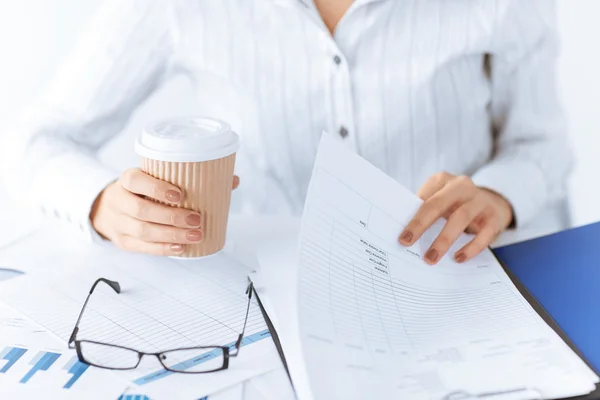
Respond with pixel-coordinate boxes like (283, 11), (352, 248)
(63, 355), (90, 389)
(132, 329), (271, 385)
(0, 346), (28, 373)
(118, 395), (152, 400)
(20, 350), (61, 383)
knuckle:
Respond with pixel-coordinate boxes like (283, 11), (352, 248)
(474, 232), (494, 252)
(132, 198), (147, 218)
(169, 228), (179, 243)
(432, 171), (451, 184)
(120, 168), (139, 189)
(491, 225), (503, 238)
(410, 217), (424, 231)
(167, 210), (178, 226)
(427, 198), (444, 215)
(134, 221), (147, 238)
(435, 236), (451, 250)
(149, 182), (159, 198)
(486, 207), (499, 220)
(469, 241), (485, 255)
(158, 244), (172, 257)
(154, 226), (175, 243)
(455, 175), (474, 187)
(478, 239), (489, 252)
(412, 208), (437, 229)
(453, 206), (471, 223)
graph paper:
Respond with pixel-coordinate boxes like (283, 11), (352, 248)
(0, 249), (280, 399)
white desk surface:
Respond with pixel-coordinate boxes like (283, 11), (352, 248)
(0, 209), (551, 400)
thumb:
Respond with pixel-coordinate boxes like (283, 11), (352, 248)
(232, 175), (240, 190)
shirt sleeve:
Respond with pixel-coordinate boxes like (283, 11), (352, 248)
(0, 0), (177, 241)
(471, 0), (573, 228)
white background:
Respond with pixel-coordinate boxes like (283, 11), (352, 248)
(0, 0), (599, 227)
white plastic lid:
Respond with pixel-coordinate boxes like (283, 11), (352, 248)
(135, 117), (240, 162)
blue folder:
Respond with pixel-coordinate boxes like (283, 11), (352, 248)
(494, 222), (600, 398)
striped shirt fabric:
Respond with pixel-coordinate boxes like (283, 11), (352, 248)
(0, 0), (572, 240)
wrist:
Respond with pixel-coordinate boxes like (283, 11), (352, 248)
(90, 183), (114, 240)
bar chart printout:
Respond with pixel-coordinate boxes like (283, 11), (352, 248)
(0, 346), (127, 398)
(0, 298), (134, 398)
(295, 134), (599, 400)
(63, 355), (91, 389)
(20, 350), (61, 383)
(0, 346), (27, 373)
(0, 251), (280, 399)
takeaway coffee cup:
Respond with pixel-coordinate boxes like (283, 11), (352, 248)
(135, 117), (240, 258)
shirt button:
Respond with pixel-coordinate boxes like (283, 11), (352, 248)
(339, 126), (349, 139)
(333, 55), (342, 65)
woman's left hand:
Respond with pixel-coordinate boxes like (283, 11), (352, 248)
(398, 172), (514, 265)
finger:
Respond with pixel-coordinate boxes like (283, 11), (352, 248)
(416, 172), (453, 201)
(115, 235), (186, 257)
(233, 175), (240, 190)
(114, 188), (202, 228)
(465, 214), (487, 235)
(423, 200), (486, 265)
(399, 177), (476, 246)
(454, 223), (501, 263)
(122, 217), (203, 244)
(119, 168), (183, 205)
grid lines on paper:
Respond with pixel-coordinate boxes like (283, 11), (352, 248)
(4, 255), (268, 370)
(298, 198), (538, 355)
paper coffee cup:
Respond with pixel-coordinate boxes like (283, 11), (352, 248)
(135, 117), (240, 258)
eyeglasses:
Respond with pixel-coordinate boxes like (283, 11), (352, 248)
(68, 277), (254, 374)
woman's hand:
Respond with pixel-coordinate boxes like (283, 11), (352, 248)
(398, 172), (513, 265)
(91, 168), (240, 256)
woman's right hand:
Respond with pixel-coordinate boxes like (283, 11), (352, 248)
(90, 168), (239, 256)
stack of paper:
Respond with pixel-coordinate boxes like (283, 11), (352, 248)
(289, 135), (598, 400)
(0, 247), (281, 399)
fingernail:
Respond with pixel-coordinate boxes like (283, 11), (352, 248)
(186, 213), (201, 227)
(186, 230), (203, 242)
(170, 244), (184, 252)
(166, 190), (181, 203)
(425, 249), (439, 263)
(455, 252), (466, 263)
(399, 231), (413, 244)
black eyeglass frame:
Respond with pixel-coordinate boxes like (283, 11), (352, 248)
(67, 277), (254, 374)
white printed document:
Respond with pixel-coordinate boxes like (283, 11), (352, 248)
(0, 302), (129, 399)
(0, 248), (281, 399)
(293, 134), (598, 400)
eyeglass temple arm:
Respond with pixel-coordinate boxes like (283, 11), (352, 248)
(68, 278), (121, 347)
(230, 281), (254, 357)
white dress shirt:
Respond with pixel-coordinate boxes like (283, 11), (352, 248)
(1, 0), (572, 241)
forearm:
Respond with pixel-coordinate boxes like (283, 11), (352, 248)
(0, 0), (176, 239)
(474, 0), (572, 227)
(1, 123), (119, 239)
